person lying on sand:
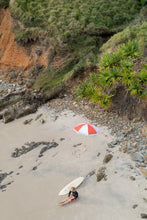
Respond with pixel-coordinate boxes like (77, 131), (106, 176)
(59, 187), (78, 206)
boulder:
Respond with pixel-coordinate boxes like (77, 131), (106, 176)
(0, 91), (24, 111)
(3, 109), (15, 123)
(15, 105), (37, 119)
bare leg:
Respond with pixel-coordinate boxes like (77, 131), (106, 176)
(59, 197), (72, 206)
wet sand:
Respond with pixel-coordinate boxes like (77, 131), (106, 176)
(0, 106), (146, 220)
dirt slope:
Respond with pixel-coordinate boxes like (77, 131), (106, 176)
(0, 8), (47, 72)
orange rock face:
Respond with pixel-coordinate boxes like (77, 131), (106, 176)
(0, 8), (47, 72)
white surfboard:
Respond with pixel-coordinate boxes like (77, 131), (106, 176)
(58, 176), (84, 196)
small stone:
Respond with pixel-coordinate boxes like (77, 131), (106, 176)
(32, 166), (37, 171)
(130, 176), (136, 181)
(54, 115), (58, 121)
(103, 154), (113, 164)
(35, 114), (42, 120)
(23, 119), (33, 125)
(19, 165), (23, 169)
(96, 167), (106, 182)
(40, 119), (45, 124)
(97, 152), (101, 157)
(143, 198), (147, 203)
(132, 204), (138, 209)
(86, 170), (95, 177)
(141, 213), (147, 219)
(60, 138), (65, 141)
(129, 165), (133, 169)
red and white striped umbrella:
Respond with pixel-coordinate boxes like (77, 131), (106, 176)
(74, 123), (100, 135)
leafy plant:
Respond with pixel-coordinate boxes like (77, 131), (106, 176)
(120, 40), (142, 57)
(76, 39), (147, 107)
(0, 0), (9, 8)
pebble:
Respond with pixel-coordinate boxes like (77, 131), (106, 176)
(130, 176), (136, 181)
(132, 204), (138, 209)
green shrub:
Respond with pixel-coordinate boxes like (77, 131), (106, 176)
(140, 0), (147, 6)
(120, 40), (142, 57)
(0, 0), (9, 8)
(76, 39), (147, 107)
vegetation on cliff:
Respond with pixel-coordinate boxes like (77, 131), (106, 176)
(0, 0), (9, 9)
(7, 0), (146, 97)
(0, 0), (146, 104)
(76, 21), (147, 107)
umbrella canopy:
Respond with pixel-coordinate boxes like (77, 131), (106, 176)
(74, 123), (100, 135)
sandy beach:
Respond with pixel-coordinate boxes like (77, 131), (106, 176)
(0, 106), (146, 220)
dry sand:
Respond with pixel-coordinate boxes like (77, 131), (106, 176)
(0, 106), (146, 220)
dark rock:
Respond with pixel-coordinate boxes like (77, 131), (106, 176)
(12, 141), (58, 158)
(3, 108), (15, 123)
(0, 185), (7, 190)
(97, 152), (101, 157)
(23, 119), (33, 125)
(16, 173), (20, 175)
(39, 142), (58, 155)
(107, 140), (118, 148)
(32, 166), (37, 171)
(132, 204), (138, 209)
(86, 170), (95, 177)
(103, 154), (113, 164)
(16, 105), (37, 119)
(130, 176), (136, 181)
(19, 165), (23, 169)
(35, 114), (42, 120)
(40, 146), (48, 155)
(60, 138), (65, 141)
(73, 143), (82, 147)
(0, 113), (3, 120)
(0, 172), (8, 184)
(0, 91), (25, 111)
(40, 119), (45, 124)
(141, 213), (147, 219)
(8, 171), (14, 175)
(96, 167), (106, 182)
